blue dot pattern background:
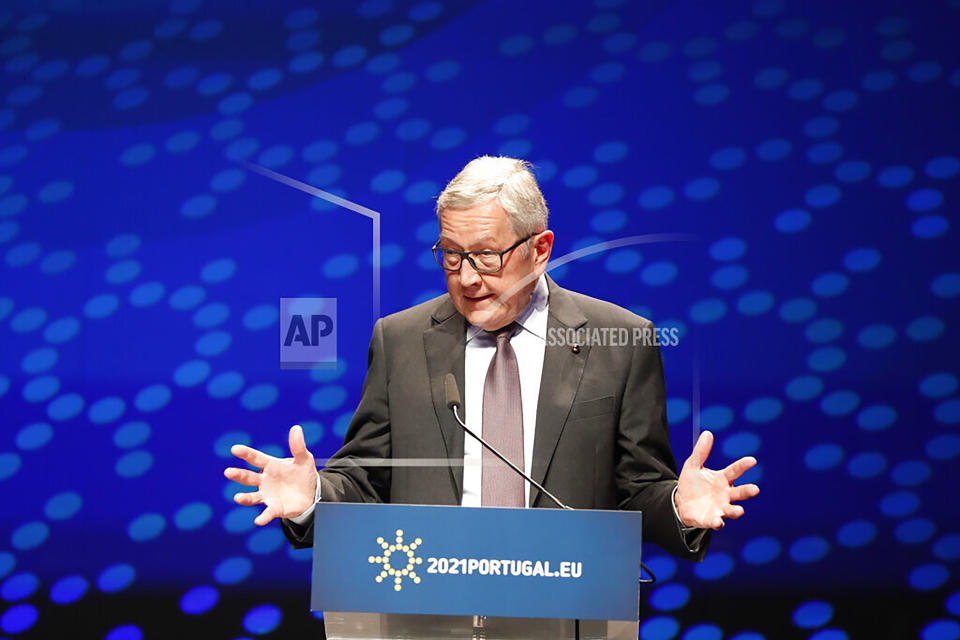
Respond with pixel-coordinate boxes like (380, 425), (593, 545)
(1, 0), (958, 638)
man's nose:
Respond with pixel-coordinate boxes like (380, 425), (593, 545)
(458, 259), (482, 287)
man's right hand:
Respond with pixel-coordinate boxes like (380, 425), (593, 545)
(224, 424), (318, 526)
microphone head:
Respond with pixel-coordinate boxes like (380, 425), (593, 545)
(444, 373), (461, 410)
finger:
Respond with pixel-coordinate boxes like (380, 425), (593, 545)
(710, 516), (724, 530)
(723, 456), (757, 482)
(730, 483), (759, 502)
(723, 504), (745, 519)
(230, 444), (272, 470)
(289, 424), (310, 463)
(224, 467), (261, 487)
(689, 430), (714, 468)
(233, 490), (263, 506)
(254, 505), (277, 526)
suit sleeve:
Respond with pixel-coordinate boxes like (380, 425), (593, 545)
(616, 319), (711, 562)
(281, 318), (393, 548)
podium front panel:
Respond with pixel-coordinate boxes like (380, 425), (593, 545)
(311, 503), (643, 621)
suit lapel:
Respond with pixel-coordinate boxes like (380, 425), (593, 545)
(529, 276), (589, 507)
(424, 297), (467, 502)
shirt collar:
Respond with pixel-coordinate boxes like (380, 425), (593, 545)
(465, 273), (549, 344)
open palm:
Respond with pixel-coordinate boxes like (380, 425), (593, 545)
(675, 430), (760, 530)
(224, 425), (318, 526)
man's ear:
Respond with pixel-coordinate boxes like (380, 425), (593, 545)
(533, 230), (554, 271)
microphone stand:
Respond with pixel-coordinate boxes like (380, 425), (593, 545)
(451, 404), (571, 511)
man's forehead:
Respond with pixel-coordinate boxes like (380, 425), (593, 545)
(439, 202), (512, 243)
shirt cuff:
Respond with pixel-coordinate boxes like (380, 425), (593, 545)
(671, 484), (696, 530)
(288, 471), (322, 526)
(672, 484), (708, 552)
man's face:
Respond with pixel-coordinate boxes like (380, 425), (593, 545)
(439, 199), (552, 331)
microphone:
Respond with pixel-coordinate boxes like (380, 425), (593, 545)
(443, 373), (570, 510)
(444, 373), (461, 411)
(443, 373), (657, 588)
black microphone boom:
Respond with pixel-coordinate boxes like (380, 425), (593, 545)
(443, 373), (570, 510)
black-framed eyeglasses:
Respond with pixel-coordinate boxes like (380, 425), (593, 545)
(432, 234), (534, 274)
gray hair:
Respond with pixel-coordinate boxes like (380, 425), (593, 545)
(435, 156), (549, 237)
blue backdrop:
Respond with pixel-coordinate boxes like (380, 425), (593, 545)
(0, 0), (957, 638)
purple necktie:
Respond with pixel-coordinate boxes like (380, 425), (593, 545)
(481, 322), (524, 507)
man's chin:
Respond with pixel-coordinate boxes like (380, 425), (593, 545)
(463, 309), (489, 327)
(455, 295), (513, 329)
(458, 305), (494, 330)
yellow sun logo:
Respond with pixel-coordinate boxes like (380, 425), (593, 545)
(368, 529), (423, 592)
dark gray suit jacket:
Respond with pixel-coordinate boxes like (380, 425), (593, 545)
(283, 276), (710, 561)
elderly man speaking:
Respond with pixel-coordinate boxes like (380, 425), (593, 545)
(225, 156), (759, 562)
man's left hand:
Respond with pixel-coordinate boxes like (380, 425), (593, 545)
(675, 430), (760, 530)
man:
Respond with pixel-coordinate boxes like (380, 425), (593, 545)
(225, 156), (759, 562)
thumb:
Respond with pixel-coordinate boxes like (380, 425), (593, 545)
(289, 424), (310, 462)
(689, 430), (714, 468)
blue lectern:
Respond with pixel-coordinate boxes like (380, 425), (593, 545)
(312, 502), (643, 639)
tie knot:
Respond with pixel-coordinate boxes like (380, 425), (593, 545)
(489, 322), (518, 343)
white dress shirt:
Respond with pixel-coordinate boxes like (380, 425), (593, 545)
(461, 273), (549, 507)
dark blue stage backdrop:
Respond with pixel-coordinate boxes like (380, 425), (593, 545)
(0, 0), (957, 638)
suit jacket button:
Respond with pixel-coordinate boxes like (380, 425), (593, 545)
(571, 344), (580, 354)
